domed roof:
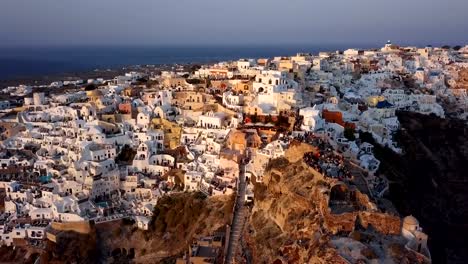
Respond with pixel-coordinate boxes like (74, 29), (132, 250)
(403, 215), (419, 226)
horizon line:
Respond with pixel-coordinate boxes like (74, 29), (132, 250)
(1, 41), (465, 49)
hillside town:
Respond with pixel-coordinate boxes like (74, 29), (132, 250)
(1, 42), (468, 263)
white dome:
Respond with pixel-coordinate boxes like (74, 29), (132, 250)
(403, 215), (418, 225)
(403, 215), (419, 231)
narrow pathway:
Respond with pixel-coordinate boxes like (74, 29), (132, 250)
(345, 161), (372, 195)
(225, 163), (246, 264)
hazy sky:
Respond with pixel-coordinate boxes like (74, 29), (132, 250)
(1, 0), (467, 47)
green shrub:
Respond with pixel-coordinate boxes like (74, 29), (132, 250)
(344, 127), (356, 141)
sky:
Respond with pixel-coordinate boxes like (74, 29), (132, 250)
(1, 0), (467, 47)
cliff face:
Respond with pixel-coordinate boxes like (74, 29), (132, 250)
(245, 143), (425, 264)
(10, 193), (233, 264)
(371, 112), (468, 264)
(95, 192), (234, 263)
(455, 68), (468, 89)
(247, 154), (334, 263)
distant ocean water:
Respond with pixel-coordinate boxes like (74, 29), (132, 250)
(0, 44), (377, 80)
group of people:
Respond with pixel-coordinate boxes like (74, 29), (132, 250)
(298, 133), (353, 180)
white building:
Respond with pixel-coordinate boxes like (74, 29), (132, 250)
(197, 111), (226, 129)
(33, 92), (46, 106)
(299, 106), (324, 131)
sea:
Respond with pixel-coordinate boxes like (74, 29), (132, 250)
(0, 44), (378, 80)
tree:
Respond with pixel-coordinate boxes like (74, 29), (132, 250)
(344, 127), (356, 141)
(275, 115), (289, 127)
(136, 77), (148, 83)
(115, 145), (136, 164)
(251, 113), (258, 123)
(85, 84), (96, 91)
(145, 79), (159, 88)
(186, 78), (202, 85)
(190, 64), (202, 73)
(205, 78), (212, 88)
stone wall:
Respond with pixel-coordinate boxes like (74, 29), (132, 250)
(51, 221), (92, 234)
(358, 212), (401, 235)
(315, 183), (401, 236)
(316, 187), (357, 234)
(323, 211), (357, 234)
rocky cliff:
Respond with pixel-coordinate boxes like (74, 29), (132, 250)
(96, 192), (234, 263)
(5, 193), (234, 264)
(455, 68), (468, 89)
(244, 143), (426, 264)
